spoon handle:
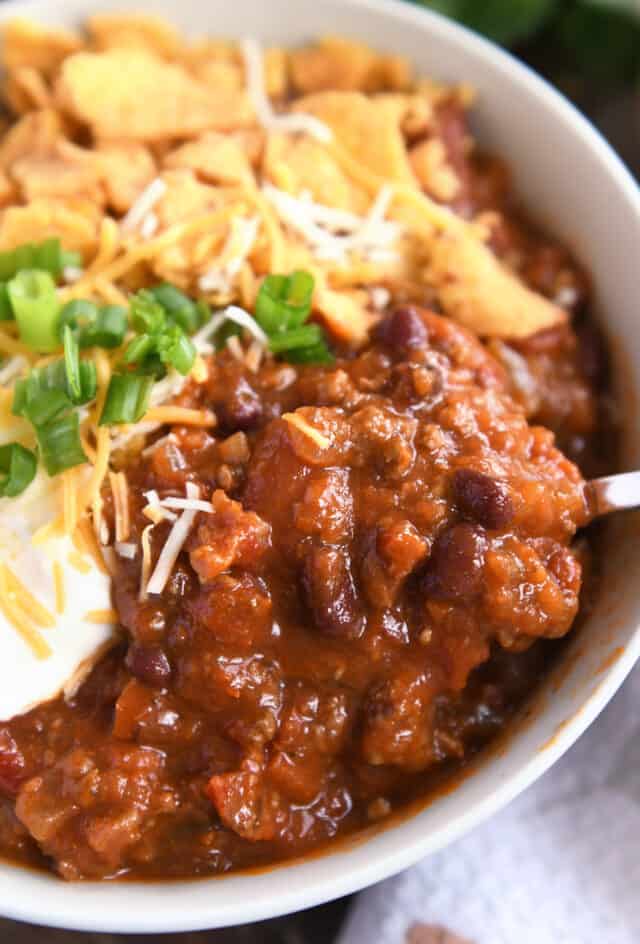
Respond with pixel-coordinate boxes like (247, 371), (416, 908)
(587, 470), (640, 517)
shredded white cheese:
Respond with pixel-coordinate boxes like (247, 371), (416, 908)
(110, 420), (161, 454)
(0, 355), (27, 386)
(62, 265), (84, 285)
(159, 496), (214, 514)
(241, 38), (333, 143)
(194, 304), (268, 355)
(262, 183), (401, 264)
(198, 216), (260, 294)
(143, 488), (177, 523)
(226, 334), (245, 361)
(141, 433), (176, 457)
(139, 523), (154, 601)
(370, 286), (391, 311)
(115, 542), (137, 559)
(139, 211), (159, 240)
(143, 504), (177, 524)
(120, 178), (167, 235)
(146, 482), (200, 596)
(245, 339), (264, 373)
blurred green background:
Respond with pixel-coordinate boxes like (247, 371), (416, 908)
(413, 0), (640, 175)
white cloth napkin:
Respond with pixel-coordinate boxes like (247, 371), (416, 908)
(338, 665), (640, 944)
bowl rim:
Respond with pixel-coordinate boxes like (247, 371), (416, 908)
(0, 0), (639, 932)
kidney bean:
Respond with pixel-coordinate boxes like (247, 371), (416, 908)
(422, 523), (487, 601)
(302, 544), (365, 639)
(126, 644), (172, 688)
(378, 307), (429, 352)
(453, 468), (514, 530)
(577, 322), (607, 387)
(218, 377), (263, 432)
(0, 730), (26, 795)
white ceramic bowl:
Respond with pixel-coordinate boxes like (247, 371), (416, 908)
(1, 0), (639, 932)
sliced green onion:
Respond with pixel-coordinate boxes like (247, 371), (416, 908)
(268, 324), (323, 354)
(80, 305), (127, 349)
(78, 361), (98, 403)
(8, 270), (61, 352)
(0, 238), (76, 281)
(157, 325), (196, 375)
(134, 355), (166, 379)
(255, 274), (286, 334)
(13, 377), (46, 420)
(129, 289), (167, 335)
(59, 298), (99, 333)
(12, 357), (96, 422)
(60, 299), (128, 350)
(150, 283), (202, 334)
(195, 299), (211, 329)
(13, 376), (70, 426)
(0, 284), (13, 321)
(0, 442), (37, 497)
(255, 270), (315, 334)
(99, 373), (154, 426)
(286, 342), (335, 365)
(36, 412), (87, 476)
(63, 325), (82, 402)
(122, 333), (156, 366)
(282, 270), (315, 321)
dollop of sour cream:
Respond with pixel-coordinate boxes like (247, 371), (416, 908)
(0, 468), (115, 721)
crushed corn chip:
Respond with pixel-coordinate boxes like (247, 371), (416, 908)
(56, 49), (255, 141)
(87, 12), (183, 59)
(290, 36), (411, 95)
(294, 91), (417, 185)
(2, 18), (82, 77)
(95, 141), (158, 214)
(426, 230), (567, 339)
(0, 198), (98, 254)
(4, 66), (52, 114)
(164, 132), (254, 186)
(0, 108), (62, 170)
(264, 134), (369, 212)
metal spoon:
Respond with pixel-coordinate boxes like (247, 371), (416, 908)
(587, 471), (640, 517)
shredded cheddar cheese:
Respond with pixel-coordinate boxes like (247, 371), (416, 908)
(93, 276), (129, 306)
(61, 204), (247, 301)
(67, 550), (92, 574)
(83, 216), (121, 278)
(52, 561), (66, 615)
(79, 430), (98, 464)
(76, 516), (110, 576)
(143, 406), (217, 428)
(0, 564), (56, 629)
(109, 470), (131, 543)
(32, 516), (64, 547)
(191, 355), (208, 383)
(0, 566), (51, 659)
(81, 426), (111, 515)
(84, 608), (118, 623)
(282, 412), (331, 449)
